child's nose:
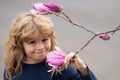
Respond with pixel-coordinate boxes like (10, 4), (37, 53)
(36, 42), (44, 49)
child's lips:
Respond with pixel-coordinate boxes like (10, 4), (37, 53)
(35, 51), (46, 54)
(36, 52), (44, 54)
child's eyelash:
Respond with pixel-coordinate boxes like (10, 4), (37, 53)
(42, 38), (48, 42)
(30, 41), (35, 43)
(28, 40), (35, 44)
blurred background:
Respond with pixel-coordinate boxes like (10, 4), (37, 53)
(0, 0), (120, 80)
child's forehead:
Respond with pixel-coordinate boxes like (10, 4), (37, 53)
(24, 34), (49, 40)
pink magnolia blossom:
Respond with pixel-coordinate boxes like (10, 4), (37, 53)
(44, 2), (62, 12)
(99, 33), (111, 40)
(46, 46), (66, 72)
(31, 2), (63, 14)
(31, 2), (49, 14)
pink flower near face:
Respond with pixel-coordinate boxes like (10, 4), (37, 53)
(31, 2), (49, 14)
(99, 33), (111, 40)
(46, 46), (66, 72)
(44, 2), (62, 12)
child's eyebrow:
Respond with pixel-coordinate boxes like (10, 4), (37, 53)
(23, 37), (34, 42)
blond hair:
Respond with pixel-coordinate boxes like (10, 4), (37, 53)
(4, 12), (58, 80)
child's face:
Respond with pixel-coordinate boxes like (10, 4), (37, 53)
(23, 34), (51, 64)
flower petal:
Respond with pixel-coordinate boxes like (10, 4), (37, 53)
(47, 64), (58, 72)
(44, 2), (61, 12)
(47, 58), (64, 66)
(31, 2), (49, 14)
(46, 47), (66, 72)
(30, 9), (40, 14)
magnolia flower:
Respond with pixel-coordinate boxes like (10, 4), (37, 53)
(46, 46), (66, 72)
(44, 2), (62, 12)
(31, 2), (49, 14)
(31, 2), (63, 14)
(99, 33), (111, 40)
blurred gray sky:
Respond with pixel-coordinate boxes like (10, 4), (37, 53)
(0, 0), (120, 80)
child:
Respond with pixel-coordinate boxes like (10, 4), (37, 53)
(4, 12), (96, 80)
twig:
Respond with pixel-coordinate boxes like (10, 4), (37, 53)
(75, 26), (120, 54)
(53, 12), (96, 35)
(75, 35), (97, 54)
(53, 12), (120, 54)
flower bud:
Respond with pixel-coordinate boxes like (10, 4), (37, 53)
(99, 33), (111, 40)
(44, 2), (63, 13)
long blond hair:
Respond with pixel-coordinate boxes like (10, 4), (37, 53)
(4, 12), (58, 80)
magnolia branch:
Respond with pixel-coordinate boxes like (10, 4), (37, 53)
(75, 27), (120, 54)
(62, 12), (96, 35)
(53, 12), (96, 35)
(52, 12), (120, 54)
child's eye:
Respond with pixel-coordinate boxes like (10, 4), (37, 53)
(42, 38), (48, 42)
(29, 40), (36, 44)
